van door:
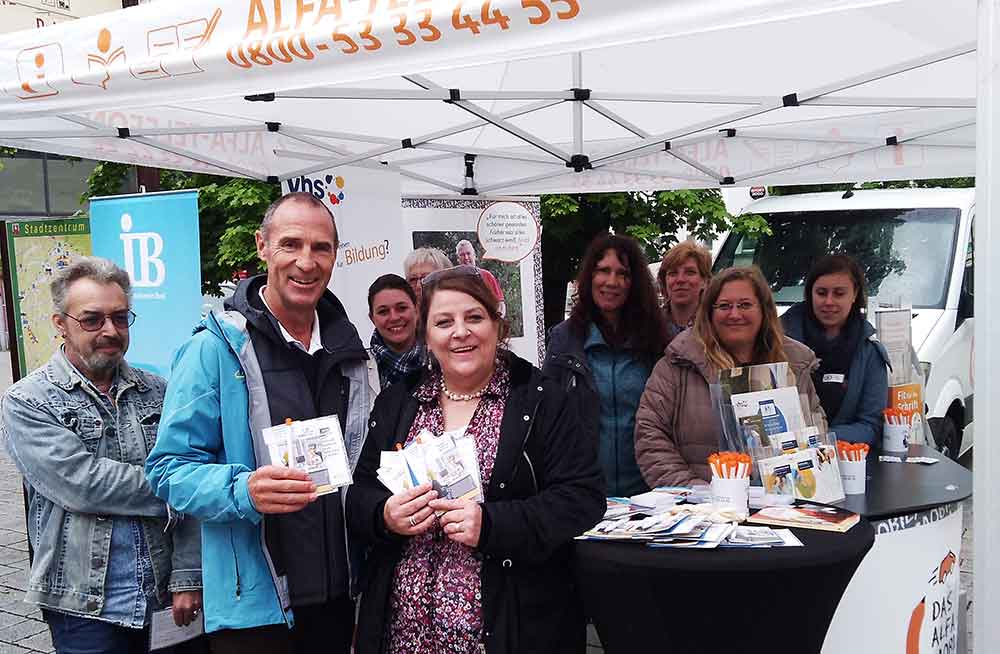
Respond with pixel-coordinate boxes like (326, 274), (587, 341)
(925, 214), (974, 458)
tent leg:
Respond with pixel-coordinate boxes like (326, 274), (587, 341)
(974, 1), (1000, 651)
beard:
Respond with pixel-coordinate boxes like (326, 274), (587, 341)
(80, 337), (124, 376)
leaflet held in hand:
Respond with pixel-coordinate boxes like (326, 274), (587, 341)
(377, 429), (483, 503)
(262, 415), (353, 495)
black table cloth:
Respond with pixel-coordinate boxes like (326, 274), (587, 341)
(575, 521), (875, 654)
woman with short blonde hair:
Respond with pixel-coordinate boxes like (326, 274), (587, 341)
(657, 241), (712, 342)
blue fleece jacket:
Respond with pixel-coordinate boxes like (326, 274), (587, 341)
(782, 303), (890, 445)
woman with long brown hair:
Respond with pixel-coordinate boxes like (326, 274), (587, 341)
(543, 234), (667, 496)
(634, 266), (826, 486)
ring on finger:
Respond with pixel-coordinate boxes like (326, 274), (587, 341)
(408, 516), (417, 528)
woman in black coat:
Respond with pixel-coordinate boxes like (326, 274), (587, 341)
(347, 266), (605, 654)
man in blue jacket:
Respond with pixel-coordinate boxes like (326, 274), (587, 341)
(146, 193), (372, 654)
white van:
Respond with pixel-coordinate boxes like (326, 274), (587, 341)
(715, 188), (975, 459)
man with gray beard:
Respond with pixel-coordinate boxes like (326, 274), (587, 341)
(0, 257), (201, 654)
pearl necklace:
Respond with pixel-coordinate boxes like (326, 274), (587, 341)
(441, 381), (486, 402)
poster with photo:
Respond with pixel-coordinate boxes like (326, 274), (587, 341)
(402, 198), (543, 365)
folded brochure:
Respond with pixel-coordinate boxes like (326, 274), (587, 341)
(378, 429), (484, 503)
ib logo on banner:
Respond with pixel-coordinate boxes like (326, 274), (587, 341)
(89, 190), (202, 378)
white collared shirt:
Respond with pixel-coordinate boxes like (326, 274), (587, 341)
(259, 286), (324, 355)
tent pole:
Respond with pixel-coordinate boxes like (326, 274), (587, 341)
(572, 52), (584, 154)
(974, 1), (998, 651)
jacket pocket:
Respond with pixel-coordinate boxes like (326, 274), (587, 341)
(60, 410), (102, 453)
(138, 410), (161, 452)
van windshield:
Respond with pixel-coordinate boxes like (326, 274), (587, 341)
(714, 207), (961, 309)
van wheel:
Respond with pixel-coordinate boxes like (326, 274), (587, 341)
(928, 416), (961, 461)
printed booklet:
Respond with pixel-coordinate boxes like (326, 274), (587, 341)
(262, 415), (353, 495)
(747, 503), (860, 533)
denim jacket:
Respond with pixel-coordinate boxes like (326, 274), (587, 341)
(0, 349), (201, 617)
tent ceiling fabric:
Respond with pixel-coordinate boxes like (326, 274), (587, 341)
(0, 0), (977, 194)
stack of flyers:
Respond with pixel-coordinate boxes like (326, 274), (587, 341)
(648, 522), (737, 549)
(262, 416), (353, 495)
(579, 512), (693, 541)
(377, 430), (484, 503)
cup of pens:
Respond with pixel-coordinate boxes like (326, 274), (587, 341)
(837, 442), (870, 495)
(708, 452), (751, 519)
(883, 408), (910, 453)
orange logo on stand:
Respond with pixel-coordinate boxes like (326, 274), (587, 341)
(905, 550), (960, 654)
(72, 28), (126, 90)
(15, 43), (64, 100)
(937, 551), (957, 583)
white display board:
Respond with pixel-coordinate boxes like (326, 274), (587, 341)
(823, 503), (963, 654)
(281, 165), (405, 343)
(401, 197), (543, 366)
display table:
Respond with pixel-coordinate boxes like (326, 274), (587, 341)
(821, 445), (971, 653)
(575, 445), (971, 654)
(575, 523), (875, 654)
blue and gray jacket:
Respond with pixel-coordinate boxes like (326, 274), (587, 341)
(145, 289), (372, 633)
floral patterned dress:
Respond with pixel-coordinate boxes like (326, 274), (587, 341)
(386, 360), (511, 654)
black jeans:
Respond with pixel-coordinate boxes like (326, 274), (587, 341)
(208, 597), (355, 654)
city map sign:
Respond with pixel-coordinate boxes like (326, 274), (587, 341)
(4, 218), (92, 374)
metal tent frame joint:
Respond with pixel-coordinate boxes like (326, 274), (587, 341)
(245, 93), (276, 102)
(266, 122), (281, 133)
(567, 154), (592, 172)
(117, 127), (130, 139)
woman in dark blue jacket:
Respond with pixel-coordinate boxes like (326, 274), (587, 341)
(781, 254), (889, 446)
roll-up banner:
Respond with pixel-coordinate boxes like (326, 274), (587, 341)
(89, 189), (203, 378)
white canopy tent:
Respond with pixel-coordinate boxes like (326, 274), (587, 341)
(2, 0), (998, 648)
(0, 0), (978, 193)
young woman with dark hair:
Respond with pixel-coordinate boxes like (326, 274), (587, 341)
(542, 234), (667, 496)
(367, 273), (423, 391)
(781, 254), (889, 445)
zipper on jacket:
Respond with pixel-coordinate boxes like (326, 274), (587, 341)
(610, 355), (619, 493)
(230, 529), (242, 599)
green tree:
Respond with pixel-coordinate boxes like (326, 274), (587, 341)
(540, 190), (769, 330)
(81, 166), (279, 295)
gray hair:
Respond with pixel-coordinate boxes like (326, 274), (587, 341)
(260, 192), (339, 248)
(50, 257), (132, 314)
(455, 239), (475, 254)
(403, 247), (452, 276)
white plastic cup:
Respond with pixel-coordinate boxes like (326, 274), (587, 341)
(711, 476), (750, 517)
(883, 422), (909, 452)
(840, 459), (867, 495)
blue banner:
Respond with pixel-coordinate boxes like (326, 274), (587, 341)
(89, 190), (202, 378)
